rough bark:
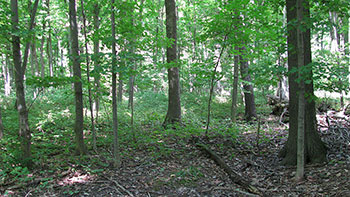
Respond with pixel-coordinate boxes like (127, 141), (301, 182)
(163, 0), (181, 126)
(279, 0), (327, 165)
(69, 0), (87, 155)
(111, 0), (121, 168)
(239, 47), (256, 121)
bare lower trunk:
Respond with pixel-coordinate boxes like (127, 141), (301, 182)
(118, 78), (123, 103)
(81, 0), (97, 151)
(163, 0), (181, 126)
(239, 47), (256, 121)
(280, 0), (326, 165)
(111, 0), (120, 168)
(0, 108), (3, 139)
(93, 3), (100, 123)
(231, 48), (239, 123)
(69, 0), (87, 155)
(11, 0), (37, 167)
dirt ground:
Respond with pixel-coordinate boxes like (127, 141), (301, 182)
(2, 115), (350, 196)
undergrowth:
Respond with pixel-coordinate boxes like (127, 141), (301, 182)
(0, 88), (272, 193)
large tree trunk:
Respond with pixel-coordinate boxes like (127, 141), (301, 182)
(163, 0), (181, 126)
(111, 0), (120, 168)
(279, 0), (327, 165)
(239, 47), (256, 121)
(69, 0), (87, 155)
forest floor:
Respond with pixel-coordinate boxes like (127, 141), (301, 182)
(2, 114), (350, 197)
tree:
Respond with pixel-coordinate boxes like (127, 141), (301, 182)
(93, 2), (101, 123)
(163, 0), (181, 126)
(231, 47), (240, 123)
(279, 0), (327, 165)
(80, 0), (97, 151)
(239, 46), (257, 121)
(11, 0), (39, 167)
(111, 0), (121, 168)
(69, 0), (87, 155)
(0, 107), (3, 139)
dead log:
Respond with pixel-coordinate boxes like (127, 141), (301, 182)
(267, 95), (289, 116)
(195, 143), (262, 195)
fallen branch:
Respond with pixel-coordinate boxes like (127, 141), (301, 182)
(103, 175), (134, 197)
(195, 142), (262, 195)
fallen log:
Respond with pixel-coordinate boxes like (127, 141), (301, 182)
(195, 142), (263, 196)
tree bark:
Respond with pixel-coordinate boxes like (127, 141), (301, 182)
(231, 47), (240, 123)
(0, 107), (3, 139)
(93, 3), (100, 123)
(111, 0), (121, 168)
(11, 0), (39, 167)
(279, 0), (327, 165)
(81, 0), (97, 151)
(69, 0), (87, 155)
(239, 47), (256, 121)
(163, 0), (181, 126)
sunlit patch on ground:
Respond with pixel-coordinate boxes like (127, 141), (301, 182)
(57, 170), (93, 186)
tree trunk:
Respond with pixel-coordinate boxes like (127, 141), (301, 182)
(295, 0), (306, 180)
(279, 0), (327, 165)
(40, 22), (46, 78)
(93, 3), (100, 123)
(46, 0), (53, 77)
(111, 0), (121, 168)
(81, 0), (97, 151)
(231, 47), (240, 123)
(0, 107), (3, 139)
(239, 47), (256, 121)
(69, 0), (87, 155)
(3, 50), (11, 96)
(118, 78), (123, 103)
(163, 0), (181, 126)
(11, 0), (39, 167)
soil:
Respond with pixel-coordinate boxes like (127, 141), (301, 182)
(1, 115), (350, 196)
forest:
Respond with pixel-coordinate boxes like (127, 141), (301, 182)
(0, 0), (350, 196)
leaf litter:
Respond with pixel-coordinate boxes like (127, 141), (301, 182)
(1, 113), (350, 196)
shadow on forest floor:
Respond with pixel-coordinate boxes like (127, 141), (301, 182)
(1, 114), (350, 196)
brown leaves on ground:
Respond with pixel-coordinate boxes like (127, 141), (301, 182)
(2, 114), (350, 196)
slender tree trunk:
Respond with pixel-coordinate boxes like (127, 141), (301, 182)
(93, 3), (100, 123)
(3, 51), (11, 96)
(81, 0), (97, 151)
(239, 47), (256, 121)
(69, 0), (87, 155)
(280, 0), (326, 165)
(111, 0), (121, 168)
(40, 21), (46, 78)
(46, 0), (53, 77)
(0, 107), (3, 139)
(231, 47), (240, 123)
(118, 78), (123, 103)
(163, 0), (181, 126)
(11, 0), (39, 167)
